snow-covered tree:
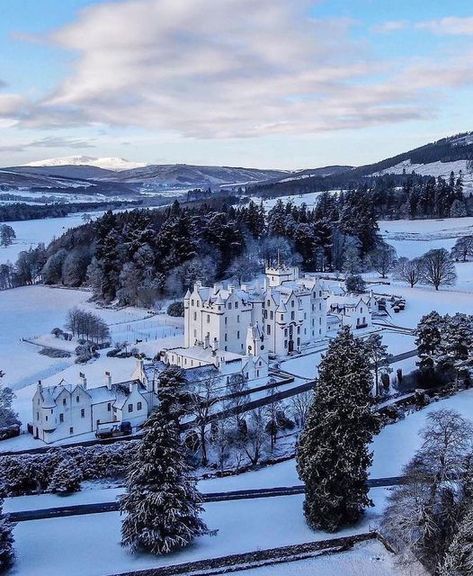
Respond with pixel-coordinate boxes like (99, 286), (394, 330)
(365, 333), (392, 396)
(415, 311), (445, 371)
(369, 242), (397, 278)
(296, 326), (377, 532)
(189, 375), (219, 466)
(451, 236), (473, 262)
(0, 225), (15, 248)
(48, 458), (82, 494)
(382, 410), (473, 573)
(421, 248), (457, 290)
(440, 499), (473, 576)
(120, 406), (209, 554)
(0, 371), (19, 429)
(345, 274), (366, 295)
(395, 257), (423, 287)
(0, 493), (13, 571)
(450, 198), (468, 218)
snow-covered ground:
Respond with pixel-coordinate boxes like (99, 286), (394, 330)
(379, 216), (473, 258)
(0, 285), (183, 441)
(231, 540), (413, 576)
(249, 191), (329, 211)
(375, 159), (473, 192)
(0, 213), (104, 266)
(10, 489), (389, 576)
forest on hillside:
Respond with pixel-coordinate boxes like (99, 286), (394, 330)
(0, 171), (468, 305)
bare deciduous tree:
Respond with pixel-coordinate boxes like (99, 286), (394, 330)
(395, 257), (423, 287)
(420, 249), (457, 290)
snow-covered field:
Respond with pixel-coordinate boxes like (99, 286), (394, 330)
(249, 191), (328, 211)
(379, 216), (473, 258)
(375, 159), (473, 192)
(0, 285), (183, 439)
(0, 213), (102, 266)
(232, 540), (411, 576)
(10, 489), (389, 576)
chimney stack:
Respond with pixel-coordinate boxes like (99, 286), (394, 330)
(105, 371), (112, 390)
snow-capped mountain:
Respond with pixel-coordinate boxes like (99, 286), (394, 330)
(23, 156), (147, 171)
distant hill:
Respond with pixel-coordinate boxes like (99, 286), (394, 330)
(248, 132), (473, 196)
(23, 155), (147, 171)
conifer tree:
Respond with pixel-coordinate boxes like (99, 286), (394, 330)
(296, 326), (377, 532)
(120, 389), (208, 554)
(0, 493), (14, 571)
(48, 458), (82, 494)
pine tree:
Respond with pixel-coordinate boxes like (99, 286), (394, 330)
(415, 311), (445, 371)
(48, 458), (82, 494)
(296, 326), (378, 532)
(0, 493), (14, 571)
(120, 405), (208, 554)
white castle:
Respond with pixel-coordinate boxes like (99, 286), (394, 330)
(162, 265), (328, 381)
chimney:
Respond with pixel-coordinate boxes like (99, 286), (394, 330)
(37, 380), (42, 393)
(129, 381), (134, 394)
(105, 371), (112, 390)
(80, 372), (87, 389)
(211, 337), (218, 355)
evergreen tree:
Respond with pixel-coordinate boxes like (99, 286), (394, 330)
(48, 458), (82, 494)
(120, 406), (209, 554)
(0, 492), (14, 571)
(296, 327), (378, 532)
(416, 311), (445, 371)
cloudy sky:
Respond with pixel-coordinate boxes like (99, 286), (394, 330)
(1, 0), (473, 168)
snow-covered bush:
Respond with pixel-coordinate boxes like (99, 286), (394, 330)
(49, 458), (82, 494)
(167, 301), (184, 317)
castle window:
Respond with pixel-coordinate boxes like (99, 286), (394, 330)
(225, 317), (228, 325)
(270, 310), (274, 320)
(194, 312), (197, 321)
(267, 325), (271, 335)
(76, 396), (80, 403)
(228, 303), (232, 310)
(291, 311), (295, 321)
(284, 328), (288, 336)
(128, 404), (133, 413)
(137, 402), (142, 411)
(63, 398), (67, 406)
(267, 300), (270, 307)
(45, 415), (48, 422)
(70, 427), (74, 434)
(291, 300), (294, 308)
(81, 409), (85, 418)
(207, 314), (210, 323)
(237, 315), (240, 322)
(107, 403), (111, 412)
(191, 299), (194, 306)
(225, 333), (228, 341)
(235, 302), (238, 309)
(284, 340), (287, 348)
(237, 331), (240, 338)
(281, 314), (284, 321)
(60, 413), (64, 423)
(36, 412), (39, 420)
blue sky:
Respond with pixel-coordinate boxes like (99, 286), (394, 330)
(1, 0), (473, 168)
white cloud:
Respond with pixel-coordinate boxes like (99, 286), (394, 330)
(20, 0), (434, 137)
(416, 16), (473, 36)
(373, 20), (408, 33)
(10, 2), (473, 140)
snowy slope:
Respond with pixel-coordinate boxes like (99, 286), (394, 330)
(374, 158), (473, 190)
(24, 155), (147, 171)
